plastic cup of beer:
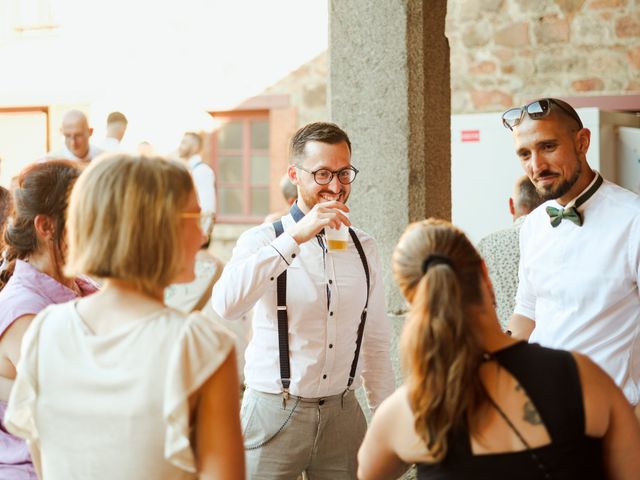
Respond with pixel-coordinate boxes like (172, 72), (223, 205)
(326, 214), (349, 251)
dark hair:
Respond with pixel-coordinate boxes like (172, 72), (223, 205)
(289, 122), (351, 162)
(546, 98), (583, 131)
(107, 111), (128, 125)
(0, 186), (11, 254)
(393, 218), (485, 461)
(515, 175), (543, 214)
(0, 160), (81, 290)
(0, 186), (11, 232)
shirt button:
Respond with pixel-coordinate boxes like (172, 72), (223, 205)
(322, 374), (327, 379)
(270, 277), (274, 281)
(329, 344), (333, 348)
(328, 279), (333, 284)
(291, 253), (296, 258)
(329, 311), (333, 316)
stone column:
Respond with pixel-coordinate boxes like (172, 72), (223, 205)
(330, 0), (451, 314)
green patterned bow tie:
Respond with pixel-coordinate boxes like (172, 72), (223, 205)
(544, 173), (604, 228)
(546, 206), (582, 227)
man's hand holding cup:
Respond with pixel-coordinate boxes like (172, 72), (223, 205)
(287, 201), (350, 245)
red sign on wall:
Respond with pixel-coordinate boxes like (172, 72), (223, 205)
(461, 129), (480, 142)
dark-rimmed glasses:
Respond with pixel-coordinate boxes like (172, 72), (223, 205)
(295, 165), (359, 185)
(501, 98), (583, 131)
(181, 211), (216, 235)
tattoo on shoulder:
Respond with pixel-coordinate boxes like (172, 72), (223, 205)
(523, 400), (542, 425)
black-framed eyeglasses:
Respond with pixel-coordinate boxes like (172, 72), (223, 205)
(501, 98), (583, 131)
(295, 165), (359, 185)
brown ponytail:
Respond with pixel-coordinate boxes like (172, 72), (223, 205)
(0, 160), (81, 290)
(392, 218), (485, 461)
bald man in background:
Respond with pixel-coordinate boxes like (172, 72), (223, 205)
(47, 110), (104, 163)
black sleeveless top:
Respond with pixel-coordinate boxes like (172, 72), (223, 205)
(417, 342), (605, 480)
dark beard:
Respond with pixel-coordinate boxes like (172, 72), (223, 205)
(536, 162), (581, 201)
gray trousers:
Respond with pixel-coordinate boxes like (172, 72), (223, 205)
(242, 388), (368, 480)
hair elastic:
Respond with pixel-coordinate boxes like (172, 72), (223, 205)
(421, 254), (453, 274)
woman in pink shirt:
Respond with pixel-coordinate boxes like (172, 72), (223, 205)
(0, 160), (98, 479)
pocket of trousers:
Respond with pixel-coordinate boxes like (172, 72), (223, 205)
(242, 392), (298, 448)
(240, 390), (259, 437)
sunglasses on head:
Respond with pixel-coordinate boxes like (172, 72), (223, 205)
(501, 98), (583, 131)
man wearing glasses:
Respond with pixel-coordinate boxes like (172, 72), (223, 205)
(213, 122), (394, 479)
(503, 98), (640, 414)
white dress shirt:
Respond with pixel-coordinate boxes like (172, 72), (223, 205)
(46, 144), (104, 162)
(516, 174), (640, 403)
(188, 155), (216, 213)
(99, 137), (124, 152)
(212, 206), (394, 409)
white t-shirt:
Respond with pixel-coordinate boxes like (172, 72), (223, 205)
(516, 175), (640, 403)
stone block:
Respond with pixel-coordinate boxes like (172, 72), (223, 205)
(518, 76), (565, 98)
(589, 0), (627, 8)
(626, 80), (640, 91)
(628, 47), (640, 69)
(534, 14), (571, 45)
(501, 57), (536, 77)
(462, 22), (492, 47)
(495, 22), (530, 47)
(501, 64), (515, 74)
(534, 52), (586, 74)
(572, 13), (614, 44)
(555, 0), (586, 15)
(470, 89), (513, 110)
(470, 60), (497, 74)
(459, 0), (482, 21)
(513, 0), (556, 17)
(579, 49), (627, 74)
(302, 84), (327, 109)
(493, 48), (514, 61)
(479, 0), (504, 12)
(616, 16), (640, 37)
(571, 77), (605, 91)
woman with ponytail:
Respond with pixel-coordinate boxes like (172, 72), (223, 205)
(0, 160), (98, 479)
(358, 219), (640, 480)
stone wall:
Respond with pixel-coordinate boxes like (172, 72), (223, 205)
(262, 51), (329, 126)
(447, 0), (640, 113)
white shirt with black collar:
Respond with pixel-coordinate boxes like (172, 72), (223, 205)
(212, 205), (394, 409)
(515, 173), (640, 403)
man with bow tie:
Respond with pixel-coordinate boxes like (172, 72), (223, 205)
(502, 98), (640, 411)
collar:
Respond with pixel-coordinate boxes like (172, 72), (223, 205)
(13, 259), (97, 303)
(564, 171), (603, 210)
(290, 202), (306, 223)
(187, 154), (203, 169)
(513, 215), (526, 227)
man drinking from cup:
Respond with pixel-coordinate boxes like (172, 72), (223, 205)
(212, 122), (394, 479)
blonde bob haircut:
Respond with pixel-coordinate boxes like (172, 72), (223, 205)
(65, 154), (194, 295)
